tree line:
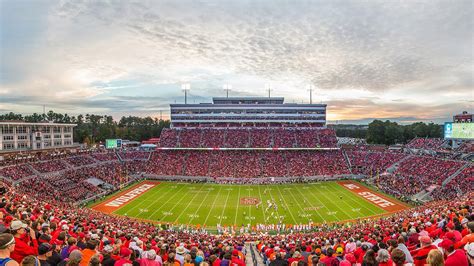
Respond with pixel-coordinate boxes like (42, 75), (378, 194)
(366, 120), (443, 145)
(0, 111), (170, 144)
(331, 120), (443, 145)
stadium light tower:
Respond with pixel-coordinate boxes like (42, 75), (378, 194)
(306, 84), (315, 104)
(223, 84), (232, 98)
(181, 83), (190, 104)
(265, 83), (273, 98)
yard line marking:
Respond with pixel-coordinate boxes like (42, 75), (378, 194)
(313, 183), (355, 221)
(257, 186), (267, 223)
(146, 184), (188, 220)
(247, 185), (251, 225)
(264, 185), (282, 224)
(219, 187), (232, 225)
(234, 186), (241, 225)
(203, 186), (223, 225)
(327, 182), (380, 216)
(123, 182), (172, 216)
(275, 185), (298, 224)
(173, 183), (207, 223)
(292, 184), (328, 223)
(189, 185), (215, 224)
(308, 182), (380, 218)
(165, 183), (205, 222)
(285, 185), (315, 223)
(301, 183), (348, 222)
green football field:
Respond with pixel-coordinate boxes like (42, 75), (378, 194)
(107, 181), (387, 226)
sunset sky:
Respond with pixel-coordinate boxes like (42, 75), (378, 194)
(0, 0), (472, 124)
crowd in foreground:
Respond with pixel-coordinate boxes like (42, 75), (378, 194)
(0, 178), (472, 266)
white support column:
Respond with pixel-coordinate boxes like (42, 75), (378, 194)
(13, 126), (18, 149)
(61, 126), (65, 146)
(27, 126), (31, 149)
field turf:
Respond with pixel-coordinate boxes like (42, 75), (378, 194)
(100, 181), (389, 226)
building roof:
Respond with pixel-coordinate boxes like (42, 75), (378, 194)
(0, 121), (77, 126)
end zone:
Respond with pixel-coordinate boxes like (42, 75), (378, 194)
(91, 181), (160, 214)
(337, 180), (408, 213)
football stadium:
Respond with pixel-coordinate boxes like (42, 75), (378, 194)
(1, 1), (473, 266)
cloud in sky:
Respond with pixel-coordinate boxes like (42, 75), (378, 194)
(0, 0), (472, 123)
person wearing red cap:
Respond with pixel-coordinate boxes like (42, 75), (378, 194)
(446, 222), (462, 243)
(230, 249), (245, 266)
(10, 221), (38, 263)
(438, 239), (468, 266)
(114, 247), (132, 266)
(412, 236), (437, 266)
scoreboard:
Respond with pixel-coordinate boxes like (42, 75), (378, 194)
(105, 139), (122, 149)
(444, 122), (474, 140)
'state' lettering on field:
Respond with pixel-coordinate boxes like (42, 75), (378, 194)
(357, 191), (395, 208)
(105, 184), (155, 207)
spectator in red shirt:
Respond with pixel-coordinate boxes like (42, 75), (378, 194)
(354, 244), (368, 264)
(9, 221), (37, 263)
(288, 251), (304, 265)
(115, 247), (132, 266)
(230, 250), (244, 266)
(438, 239), (468, 266)
(413, 236), (437, 266)
(320, 248), (337, 266)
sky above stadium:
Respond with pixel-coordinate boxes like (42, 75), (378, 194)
(0, 0), (472, 124)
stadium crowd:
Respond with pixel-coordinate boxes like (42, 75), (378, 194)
(0, 147), (472, 203)
(30, 160), (69, 174)
(0, 180), (471, 266)
(430, 165), (474, 201)
(158, 128), (338, 148)
(372, 157), (467, 198)
(406, 138), (445, 150)
(0, 165), (34, 181)
(345, 152), (406, 176)
(146, 150), (350, 178)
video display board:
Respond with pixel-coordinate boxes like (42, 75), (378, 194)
(444, 122), (473, 140)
